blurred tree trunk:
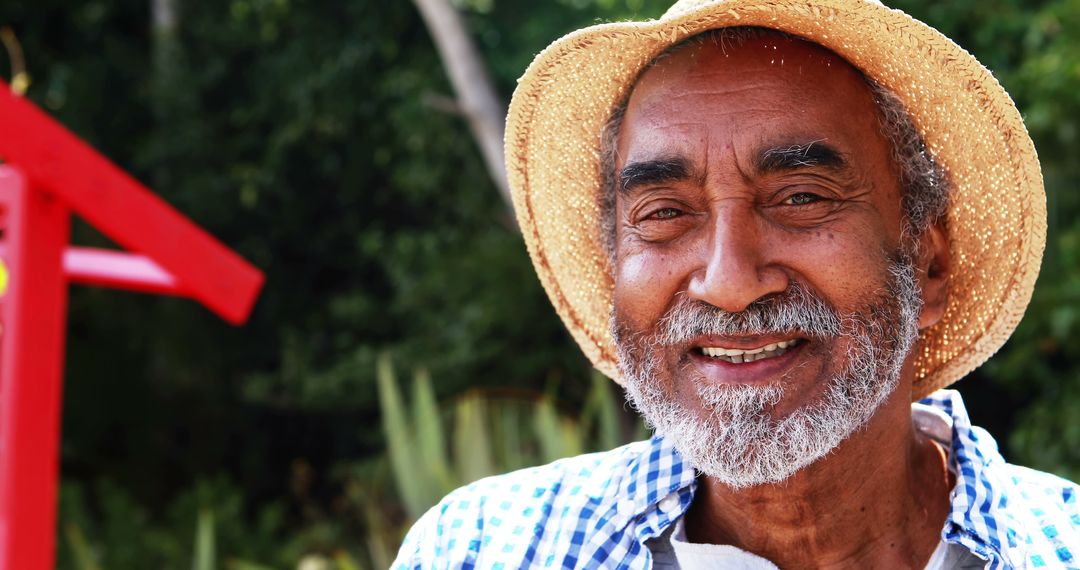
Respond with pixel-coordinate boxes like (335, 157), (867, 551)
(411, 0), (516, 226)
(150, 0), (191, 193)
(151, 0), (180, 116)
(152, 0), (177, 36)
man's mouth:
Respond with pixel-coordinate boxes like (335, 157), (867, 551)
(694, 339), (805, 364)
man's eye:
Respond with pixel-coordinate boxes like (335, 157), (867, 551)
(783, 192), (824, 206)
(650, 208), (682, 220)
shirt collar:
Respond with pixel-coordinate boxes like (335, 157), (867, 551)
(615, 433), (696, 537)
(922, 389), (1029, 568)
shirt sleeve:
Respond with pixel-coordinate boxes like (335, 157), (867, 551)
(391, 504), (442, 569)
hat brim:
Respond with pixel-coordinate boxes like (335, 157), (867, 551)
(505, 0), (1046, 401)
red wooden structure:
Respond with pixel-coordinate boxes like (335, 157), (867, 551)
(0, 81), (264, 569)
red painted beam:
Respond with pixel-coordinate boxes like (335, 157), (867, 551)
(0, 166), (69, 570)
(0, 83), (263, 325)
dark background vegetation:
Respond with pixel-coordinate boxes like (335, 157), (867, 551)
(0, 0), (1077, 567)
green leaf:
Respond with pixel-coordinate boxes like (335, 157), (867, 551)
(411, 367), (453, 493)
(64, 522), (103, 570)
(534, 395), (583, 462)
(192, 509), (216, 570)
(333, 550), (364, 570)
(224, 560), (280, 570)
(452, 395), (496, 484)
(584, 371), (622, 452)
(495, 399), (526, 471)
(376, 353), (428, 518)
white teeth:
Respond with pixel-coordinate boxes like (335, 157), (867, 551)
(699, 339), (800, 363)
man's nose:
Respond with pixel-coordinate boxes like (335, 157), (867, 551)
(686, 206), (789, 312)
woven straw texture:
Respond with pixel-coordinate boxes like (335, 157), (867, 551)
(505, 0), (1046, 401)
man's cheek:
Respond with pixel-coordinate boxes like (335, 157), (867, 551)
(613, 250), (687, 331)
(774, 234), (892, 302)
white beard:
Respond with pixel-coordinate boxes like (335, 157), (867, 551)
(615, 258), (921, 489)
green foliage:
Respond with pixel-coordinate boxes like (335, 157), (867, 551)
(56, 475), (376, 570)
(369, 355), (647, 555)
(56, 358), (644, 569)
(2, 0), (662, 545)
(63, 523), (102, 570)
(375, 354), (646, 519)
(193, 509), (216, 570)
(376, 354), (453, 518)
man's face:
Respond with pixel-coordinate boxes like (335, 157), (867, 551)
(610, 35), (921, 487)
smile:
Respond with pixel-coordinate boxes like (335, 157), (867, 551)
(696, 339), (804, 364)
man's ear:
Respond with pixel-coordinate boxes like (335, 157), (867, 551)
(914, 221), (950, 330)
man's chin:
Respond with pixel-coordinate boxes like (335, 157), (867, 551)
(660, 415), (851, 490)
(626, 365), (899, 490)
(642, 400), (845, 490)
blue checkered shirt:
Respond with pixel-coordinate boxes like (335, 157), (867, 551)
(393, 390), (1079, 569)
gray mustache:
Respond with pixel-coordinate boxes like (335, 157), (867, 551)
(657, 282), (842, 345)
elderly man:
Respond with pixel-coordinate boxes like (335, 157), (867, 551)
(394, 0), (1079, 568)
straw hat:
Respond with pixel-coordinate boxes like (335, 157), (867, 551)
(505, 0), (1046, 401)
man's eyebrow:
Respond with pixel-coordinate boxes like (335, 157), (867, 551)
(618, 157), (694, 194)
(756, 140), (848, 173)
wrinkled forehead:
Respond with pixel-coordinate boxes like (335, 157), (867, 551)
(616, 31), (885, 169)
(624, 31), (876, 123)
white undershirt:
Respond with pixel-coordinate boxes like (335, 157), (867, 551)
(668, 516), (778, 570)
(669, 517), (953, 569)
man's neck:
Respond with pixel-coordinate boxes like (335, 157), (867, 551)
(682, 386), (952, 569)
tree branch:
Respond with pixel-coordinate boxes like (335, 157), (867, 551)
(411, 0), (516, 228)
(0, 27), (30, 95)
